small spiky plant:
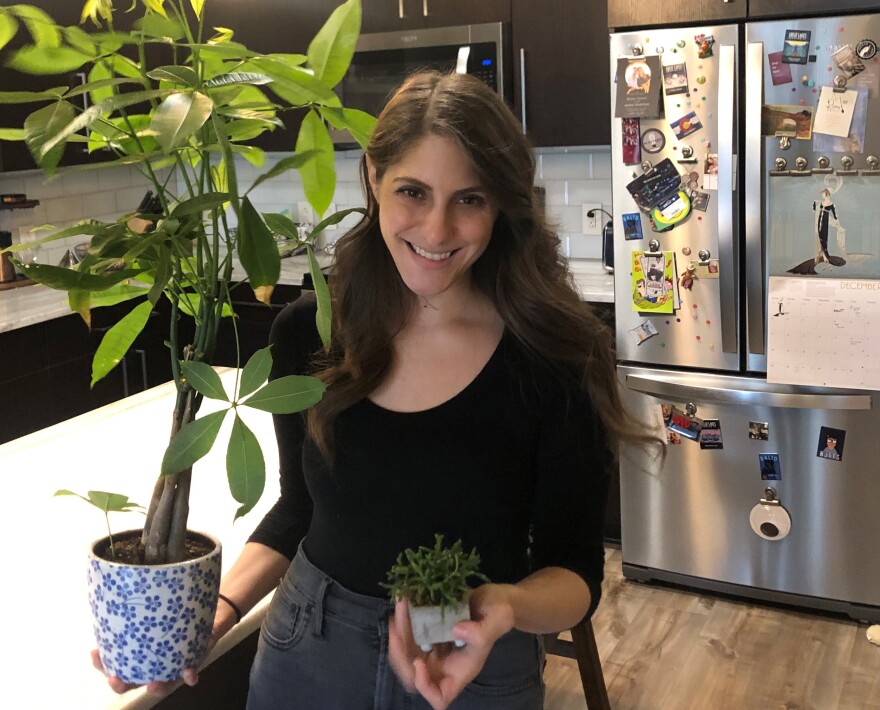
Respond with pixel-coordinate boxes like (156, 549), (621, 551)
(383, 534), (489, 612)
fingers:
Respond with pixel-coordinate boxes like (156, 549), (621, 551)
(387, 611), (417, 692)
(91, 648), (197, 696)
(413, 658), (448, 710)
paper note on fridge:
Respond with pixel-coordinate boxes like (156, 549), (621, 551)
(767, 276), (880, 390)
(813, 87), (857, 138)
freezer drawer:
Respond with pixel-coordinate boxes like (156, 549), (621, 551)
(618, 364), (880, 621)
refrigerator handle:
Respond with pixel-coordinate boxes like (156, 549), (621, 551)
(625, 374), (872, 410)
(745, 41), (766, 355)
(717, 44), (737, 354)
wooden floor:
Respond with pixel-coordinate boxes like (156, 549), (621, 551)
(544, 546), (880, 710)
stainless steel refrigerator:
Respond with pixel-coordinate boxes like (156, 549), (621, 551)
(610, 14), (880, 622)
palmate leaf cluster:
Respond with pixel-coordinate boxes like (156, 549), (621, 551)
(383, 534), (490, 611)
(0, 0), (372, 562)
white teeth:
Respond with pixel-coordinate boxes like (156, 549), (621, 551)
(411, 243), (452, 261)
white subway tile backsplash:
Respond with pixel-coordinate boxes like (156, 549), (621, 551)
(45, 195), (84, 223)
(115, 186), (151, 214)
(556, 205), (586, 234)
(542, 181), (567, 207)
(97, 167), (133, 192)
(589, 151), (612, 180)
(24, 173), (65, 200)
(540, 152), (590, 180)
(81, 192), (113, 219)
(61, 171), (100, 195)
(566, 179), (612, 208)
(567, 235), (602, 259)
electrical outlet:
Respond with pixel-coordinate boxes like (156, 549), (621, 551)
(582, 203), (602, 235)
(297, 202), (313, 225)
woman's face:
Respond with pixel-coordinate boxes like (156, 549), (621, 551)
(368, 134), (498, 301)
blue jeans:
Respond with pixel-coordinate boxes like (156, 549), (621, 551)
(247, 545), (545, 710)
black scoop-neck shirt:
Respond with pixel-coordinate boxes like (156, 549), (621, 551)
(249, 294), (610, 616)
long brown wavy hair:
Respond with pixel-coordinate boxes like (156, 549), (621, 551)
(308, 70), (660, 461)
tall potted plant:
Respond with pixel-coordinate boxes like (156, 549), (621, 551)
(0, 0), (372, 683)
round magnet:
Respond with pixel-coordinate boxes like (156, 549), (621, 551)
(656, 46), (665, 54)
(749, 502), (791, 541)
(696, 75), (706, 84)
(640, 128), (666, 154)
(857, 39), (878, 60)
(682, 246), (692, 255)
(677, 39), (686, 48)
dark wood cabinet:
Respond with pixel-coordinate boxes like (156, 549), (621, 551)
(608, 0), (746, 29)
(0, 298), (168, 444)
(749, 0), (880, 18)
(512, 0), (610, 147)
(361, 0), (510, 33)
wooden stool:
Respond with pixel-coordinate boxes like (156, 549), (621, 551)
(544, 619), (611, 710)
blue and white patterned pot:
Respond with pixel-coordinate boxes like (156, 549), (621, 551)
(87, 529), (222, 684)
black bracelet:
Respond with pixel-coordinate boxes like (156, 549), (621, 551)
(217, 593), (243, 624)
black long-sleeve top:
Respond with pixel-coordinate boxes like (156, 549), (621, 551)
(248, 294), (610, 616)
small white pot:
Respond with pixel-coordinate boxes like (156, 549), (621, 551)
(409, 601), (470, 652)
(87, 529), (222, 684)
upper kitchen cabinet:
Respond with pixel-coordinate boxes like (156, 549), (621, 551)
(607, 0), (746, 29)
(512, 0), (610, 147)
(749, 0), (880, 18)
(361, 0), (511, 33)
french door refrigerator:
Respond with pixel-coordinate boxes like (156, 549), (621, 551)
(610, 13), (880, 622)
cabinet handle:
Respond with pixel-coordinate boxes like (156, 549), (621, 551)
(398, 0), (404, 19)
(423, 0), (429, 16)
(519, 48), (527, 135)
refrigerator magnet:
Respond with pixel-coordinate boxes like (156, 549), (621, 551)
(832, 44), (866, 79)
(856, 39), (877, 61)
(622, 117), (642, 164)
(816, 426), (846, 462)
(782, 30), (811, 65)
(767, 51), (794, 86)
(759, 453), (782, 481)
(691, 190), (710, 212)
(670, 111), (703, 140)
(662, 62), (689, 96)
(668, 406), (703, 441)
(629, 320), (659, 345)
(694, 34), (714, 59)
(699, 419), (723, 449)
(749, 421), (769, 441)
(622, 212), (644, 240)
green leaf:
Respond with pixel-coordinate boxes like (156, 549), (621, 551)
(161, 409), (228, 475)
(134, 11), (184, 41)
(224, 118), (273, 142)
(62, 25), (97, 55)
(308, 246), (331, 350)
(190, 0), (206, 19)
(18, 261), (141, 291)
(175, 293), (234, 318)
(35, 89), (172, 162)
(24, 100), (76, 173)
(262, 212), (299, 240)
(0, 13), (19, 52)
(239, 347), (273, 399)
(180, 42), (254, 60)
(5, 45), (93, 74)
(141, 0), (168, 20)
(168, 191), (231, 218)
(204, 72), (272, 88)
(55, 489), (143, 512)
(9, 5), (60, 47)
(238, 196), (280, 305)
(91, 300), (153, 386)
(183, 361), (229, 401)
(147, 65), (199, 87)
(306, 207), (365, 243)
(151, 92), (213, 151)
(0, 87), (67, 104)
(246, 151), (317, 195)
(90, 114), (160, 155)
(63, 78), (142, 100)
(87, 61), (114, 106)
(209, 27), (234, 44)
(81, 0), (114, 27)
(87, 283), (151, 307)
(318, 106), (376, 150)
(296, 110), (335, 218)
(266, 52), (308, 67)
(227, 413), (265, 520)
(231, 143), (265, 167)
(307, 0), (361, 88)
(0, 128), (25, 140)
(241, 375), (326, 414)
(244, 56), (341, 107)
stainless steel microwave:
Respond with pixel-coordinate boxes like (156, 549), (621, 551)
(333, 22), (509, 148)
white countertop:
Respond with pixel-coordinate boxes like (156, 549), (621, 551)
(0, 369), (277, 710)
(0, 256), (614, 335)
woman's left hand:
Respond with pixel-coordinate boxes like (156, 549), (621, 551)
(387, 584), (516, 710)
